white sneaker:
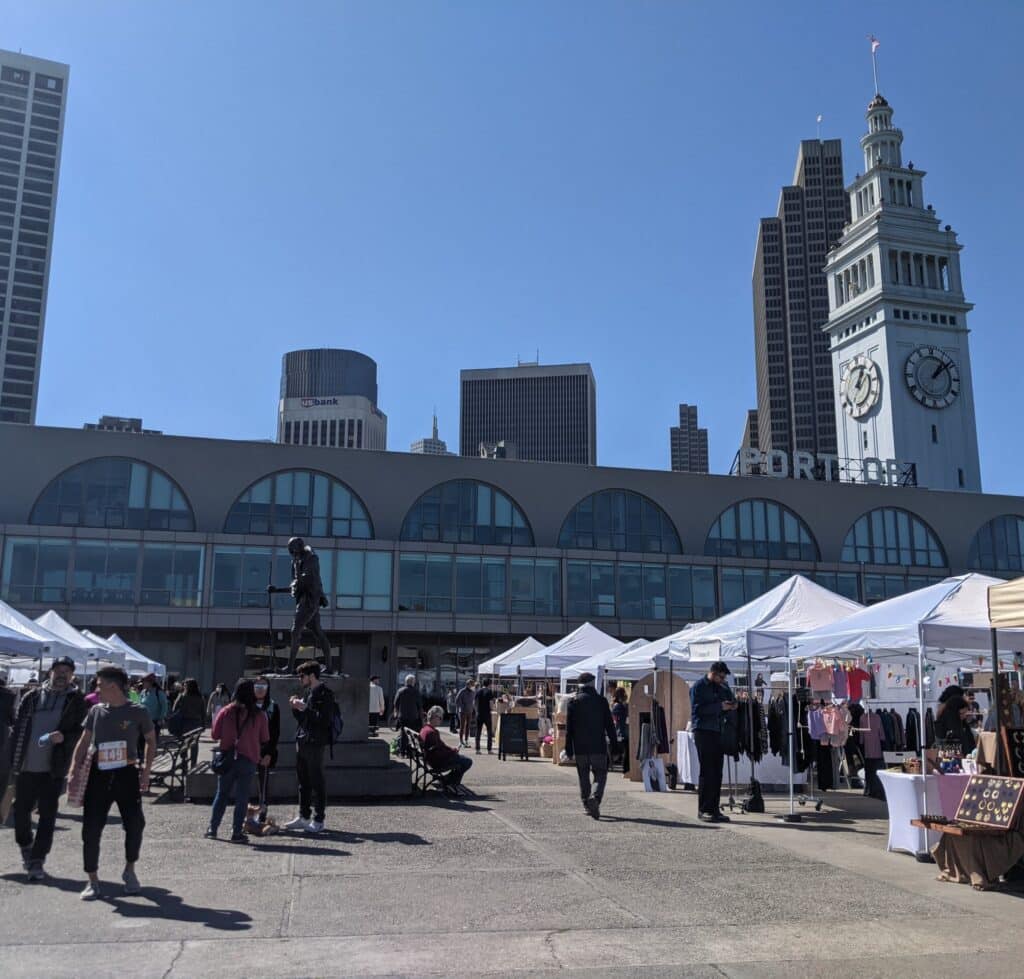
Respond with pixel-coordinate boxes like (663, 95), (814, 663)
(283, 815), (311, 831)
(307, 820), (324, 833)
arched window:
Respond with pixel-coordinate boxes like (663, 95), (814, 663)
(400, 480), (533, 546)
(225, 470), (372, 538)
(558, 489), (681, 553)
(841, 508), (945, 567)
(30, 457), (194, 531)
(967, 515), (1024, 572)
(705, 499), (817, 561)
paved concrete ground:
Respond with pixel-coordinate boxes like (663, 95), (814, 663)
(1, 735), (1023, 978)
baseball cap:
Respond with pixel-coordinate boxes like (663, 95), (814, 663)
(51, 655), (76, 670)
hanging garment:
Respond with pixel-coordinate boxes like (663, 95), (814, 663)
(924, 707), (936, 749)
(767, 697), (785, 757)
(891, 709), (905, 750)
(832, 667), (849, 700)
(905, 708), (921, 753)
(807, 708), (827, 742)
(860, 711), (884, 760)
(636, 721), (654, 762)
(650, 699), (670, 755)
(846, 667), (872, 702)
(822, 705), (852, 747)
(879, 709), (896, 749)
(806, 664), (833, 696)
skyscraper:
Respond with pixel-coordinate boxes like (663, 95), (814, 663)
(459, 362), (596, 464)
(410, 412), (451, 455)
(739, 408), (759, 456)
(278, 349), (387, 450)
(752, 139), (849, 461)
(0, 50), (70, 425)
(669, 403), (709, 473)
(825, 93), (980, 491)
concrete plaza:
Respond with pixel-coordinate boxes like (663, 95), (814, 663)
(1, 736), (1023, 978)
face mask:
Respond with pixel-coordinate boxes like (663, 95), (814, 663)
(255, 685), (268, 694)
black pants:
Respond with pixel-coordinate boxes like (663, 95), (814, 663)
(574, 752), (609, 806)
(288, 601), (333, 673)
(694, 729), (725, 816)
(296, 743), (326, 822)
(369, 712), (380, 735)
(14, 771), (63, 862)
(82, 765), (145, 874)
(475, 712), (494, 752)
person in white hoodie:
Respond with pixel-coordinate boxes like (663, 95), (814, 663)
(368, 676), (385, 736)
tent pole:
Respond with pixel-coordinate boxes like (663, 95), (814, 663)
(781, 658), (800, 822)
(991, 627), (1004, 776)
(917, 641), (929, 823)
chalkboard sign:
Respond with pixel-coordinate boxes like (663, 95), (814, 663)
(498, 712), (528, 761)
(956, 774), (1024, 829)
(1002, 728), (1024, 779)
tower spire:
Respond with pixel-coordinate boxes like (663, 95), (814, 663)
(432, 408), (438, 441)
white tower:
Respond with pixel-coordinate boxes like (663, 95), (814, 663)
(825, 93), (981, 491)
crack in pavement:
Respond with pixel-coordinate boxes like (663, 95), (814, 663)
(160, 939), (186, 979)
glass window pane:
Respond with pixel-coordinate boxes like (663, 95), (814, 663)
(128, 463), (148, 509)
(148, 471), (172, 510)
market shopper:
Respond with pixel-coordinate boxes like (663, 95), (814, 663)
(284, 661), (335, 833)
(254, 676), (280, 821)
(139, 674), (169, 737)
(393, 674), (423, 756)
(611, 686), (629, 773)
(565, 672), (617, 820)
(420, 706), (472, 789)
(455, 679), (476, 747)
(474, 678), (498, 754)
(69, 666), (156, 900)
(207, 679), (269, 843)
(368, 675), (385, 736)
(934, 685), (976, 756)
(9, 656), (88, 881)
(173, 678), (206, 768)
(208, 683), (230, 727)
(690, 661), (736, 823)
(446, 686), (458, 733)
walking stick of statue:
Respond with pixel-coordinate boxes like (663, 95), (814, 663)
(268, 564), (276, 673)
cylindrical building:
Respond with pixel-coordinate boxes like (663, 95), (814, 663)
(277, 349), (387, 450)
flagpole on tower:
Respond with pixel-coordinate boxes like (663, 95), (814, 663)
(816, 114), (823, 140)
(867, 35), (881, 94)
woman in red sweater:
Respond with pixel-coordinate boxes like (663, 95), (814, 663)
(206, 679), (269, 843)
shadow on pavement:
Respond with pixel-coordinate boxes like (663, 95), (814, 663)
(332, 831), (431, 846)
(598, 814), (699, 830)
(0, 874), (253, 930)
(248, 842), (352, 857)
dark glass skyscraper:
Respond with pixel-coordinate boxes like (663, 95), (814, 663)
(459, 362), (596, 465)
(752, 139), (849, 459)
(669, 403), (709, 473)
(0, 50), (69, 425)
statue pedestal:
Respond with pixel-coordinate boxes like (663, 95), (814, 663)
(185, 674), (411, 801)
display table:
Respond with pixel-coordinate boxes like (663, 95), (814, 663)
(877, 771), (971, 856)
(676, 730), (806, 789)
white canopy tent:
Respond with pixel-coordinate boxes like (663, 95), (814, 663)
(655, 575), (863, 672)
(103, 633), (167, 678)
(476, 636), (546, 677)
(0, 598), (82, 665)
(0, 620), (47, 658)
(35, 610), (123, 669)
(603, 623), (709, 680)
(559, 638), (649, 693)
(500, 622), (617, 678)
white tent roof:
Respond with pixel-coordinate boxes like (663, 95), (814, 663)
(0, 598), (82, 663)
(602, 623), (709, 680)
(80, 629), (132, 670)
(104, 634), (166, 677)
(477, 636), (546, 676)
(919, 573), (1024, 655)
(788, 573), (1018, 666)
(0, 621), (46, 657)
(500, 622), (618, 677)
(655, 575), (863, 670)
(561, 638), (649, 684)
(35, 610), (121, 667)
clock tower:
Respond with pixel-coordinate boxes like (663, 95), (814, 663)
(824, 93), (981, 491)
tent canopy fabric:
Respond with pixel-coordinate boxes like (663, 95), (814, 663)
(988, 575), (1024, 630)
(104, 634), (166, 678)
(920, 573), (1024, 653)
(500, 622), (618, 677)
(0, 621), (46, 657)
(788, 573), (1019, 666)
(656, 575), (863, 669)
(603, 623), (709, 680)
(35, 610), (120, 666)
(561, 638), (648, 684)
(477, 636), (546, 676)
(0, 598), (81, 663)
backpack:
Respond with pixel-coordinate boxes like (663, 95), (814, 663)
(305, 685), (344, 757)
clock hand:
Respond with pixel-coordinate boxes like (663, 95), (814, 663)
(931, 362), (947, 380)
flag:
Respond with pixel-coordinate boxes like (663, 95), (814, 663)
(867, 35), (880, 53)
(816, 114), (823, 124)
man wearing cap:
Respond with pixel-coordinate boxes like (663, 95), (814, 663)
(565, 672), (618, 820)
(690, 661), (737, 823)
(268, 537), (333, 674)
(8, 656), (88, 880)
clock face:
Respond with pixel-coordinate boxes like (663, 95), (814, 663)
(904, 346), (960, 409)
(840, 355), (881, 418)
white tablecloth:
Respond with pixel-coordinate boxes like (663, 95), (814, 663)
(876, 771), (941, 855)
(676, 731), (806, 787)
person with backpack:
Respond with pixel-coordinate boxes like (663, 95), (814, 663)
(139, 674), (168, 737)
(284, 661), (337, 833)
(205, 679), (268, 843)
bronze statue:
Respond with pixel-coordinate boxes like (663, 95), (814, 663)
(267, 537), (333, 674)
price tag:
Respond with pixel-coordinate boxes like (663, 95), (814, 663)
(96, 740), (129, 770)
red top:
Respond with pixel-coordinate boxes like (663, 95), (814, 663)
(420, 725), (459, 770)
(213, 703), (270, 765)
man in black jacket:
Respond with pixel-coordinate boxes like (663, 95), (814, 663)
(284, 662), (335, 833)
(9, 656), (88, 880)
(473, 679), (498, 754)
(565, 672), (617, 820)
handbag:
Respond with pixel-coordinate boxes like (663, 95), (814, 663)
(66, 750), (94, 808)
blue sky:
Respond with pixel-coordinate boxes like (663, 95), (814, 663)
(6, 2), (1023, 492)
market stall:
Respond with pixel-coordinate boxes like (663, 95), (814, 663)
(101, 633), (167, 678)
(559, 638), (648, 694)
(35, 609), (123, 669)
(476, 636), (546, 678)
(499, 622), (617, 679)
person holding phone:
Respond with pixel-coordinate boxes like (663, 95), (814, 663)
(689, 661), (736, 823)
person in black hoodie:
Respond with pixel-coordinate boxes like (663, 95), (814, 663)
(9, 656), (87, 881)
(565, 672), (618, 820)
(253, 676), (280, 823)
(474, 679), (498, 754)
(283, 662), (334, 833)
